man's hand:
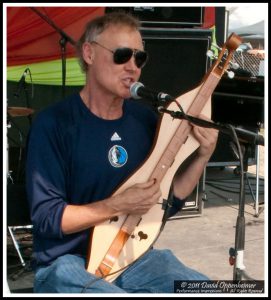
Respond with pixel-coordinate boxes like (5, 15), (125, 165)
(192, 114), (218, 160)
(105, 179), (162, 216)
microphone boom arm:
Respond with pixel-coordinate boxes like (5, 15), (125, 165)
(158, 107), (264, 146)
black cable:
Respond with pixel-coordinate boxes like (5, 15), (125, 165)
(205, 183), (264, 196)
(206, 183), (265, 191)
(205, 181), (264, 193)
(206, 177), (264, 183)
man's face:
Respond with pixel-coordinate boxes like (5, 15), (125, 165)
(89, 24), (144, 99)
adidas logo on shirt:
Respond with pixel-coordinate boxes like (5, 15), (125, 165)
(111, 132), (122, 141)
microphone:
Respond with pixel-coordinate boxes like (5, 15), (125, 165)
(14, 68), (29, 98)
(130, 82), (175, 103)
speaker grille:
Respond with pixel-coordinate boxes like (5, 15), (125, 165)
(140, 28), (212, 100)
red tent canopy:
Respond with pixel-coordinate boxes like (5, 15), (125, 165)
(7, 6), (215, 67)
(7, 7), (105, 66)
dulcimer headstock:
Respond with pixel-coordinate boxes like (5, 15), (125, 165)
(206, 33), (243, 80)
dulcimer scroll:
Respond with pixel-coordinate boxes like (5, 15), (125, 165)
(86, 33), (242, 282)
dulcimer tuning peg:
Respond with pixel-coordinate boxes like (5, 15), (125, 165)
(226, 70), (235, 79)
(206, 50), (217, 59)
(230, 61), (240, 70)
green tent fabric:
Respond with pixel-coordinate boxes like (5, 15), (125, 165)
(7, 57), (86, 86)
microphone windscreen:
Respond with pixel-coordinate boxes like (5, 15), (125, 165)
(130, 82), (144, 99)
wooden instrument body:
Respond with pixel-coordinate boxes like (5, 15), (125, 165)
(87, 83), (211, 282)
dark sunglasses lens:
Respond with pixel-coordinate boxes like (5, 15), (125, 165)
(114, 48), (133, 64)
(114, 48), (148, 68)
(135, 51), (148, 68)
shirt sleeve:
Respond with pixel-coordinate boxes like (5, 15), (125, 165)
(26, 111), (68, 239)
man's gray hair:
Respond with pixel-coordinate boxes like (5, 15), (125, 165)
(77, 11), (141, 73)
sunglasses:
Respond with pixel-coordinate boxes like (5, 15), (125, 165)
(91, 41), (148, 69)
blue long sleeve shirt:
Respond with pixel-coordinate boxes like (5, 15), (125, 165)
(26, 93), (158, 266)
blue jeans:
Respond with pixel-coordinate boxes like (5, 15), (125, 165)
(34, 249), (209, 293)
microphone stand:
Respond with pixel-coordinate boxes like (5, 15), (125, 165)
(23, 75), (32, 127)
(29, 7), (76, 98)
(158, 106), (264, 281)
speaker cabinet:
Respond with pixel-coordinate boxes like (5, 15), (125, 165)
(106, 7), (204, 27)
(139, 28), (212, 216)
(140, 28), (212, 100)
(211, 77), (264, 127)
(169, 179), (204, 219)
(208, 130), (258, 167)
(209, 76), (263, 166)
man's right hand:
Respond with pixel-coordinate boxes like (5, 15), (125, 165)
(105, 179), (162, 216)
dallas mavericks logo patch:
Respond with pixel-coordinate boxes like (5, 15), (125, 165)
(108, 145), (128, 168)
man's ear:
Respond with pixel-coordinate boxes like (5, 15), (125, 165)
(82, 42), (94, 65)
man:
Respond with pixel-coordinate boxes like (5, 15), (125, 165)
(26, 12), (218, 293)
